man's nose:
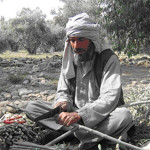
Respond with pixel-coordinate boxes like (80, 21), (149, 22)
(73, 41), (80, 49)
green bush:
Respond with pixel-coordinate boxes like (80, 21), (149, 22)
(8, 73), (26, 84)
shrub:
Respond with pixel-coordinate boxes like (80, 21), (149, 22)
(8, 73), (26, 84)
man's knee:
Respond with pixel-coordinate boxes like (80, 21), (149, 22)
(115, 107), (133, 125)
(26, 100), (39, 111)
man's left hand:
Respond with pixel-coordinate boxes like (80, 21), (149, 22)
(58, 112), (81, 126)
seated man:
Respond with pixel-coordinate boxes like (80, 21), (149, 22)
(26, 13), (133, 147)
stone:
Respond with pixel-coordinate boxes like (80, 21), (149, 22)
(12, 95), (20, 100)
(0, 95), (3, 100)
(40, 78), (46, 84)
(18, 88), (29, 96)
(23, 79), (30, 85)
(11, 91), (19, 97)
(49, 90), (56, 95)
(131, 81), (138, 86)
(31, 82), (39, 87)
(0, 101), (9, 107)
(47, 94), (55, 101)
(32, 65), (40, 72)
(40, 91), (49, 95)
(1, 92), (11, 99)
(0, 57), (3, 62)
(1, 60), (10, 67)
(14, 61), (24, 67)
(39, 72), (45, 77)
(140, 80), (149, 84)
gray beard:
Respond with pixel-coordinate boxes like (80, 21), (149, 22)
(73, 53), (92, 66)
(73, 42), (95, 66)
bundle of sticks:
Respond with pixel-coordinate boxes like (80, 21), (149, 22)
(9, 142), (56, 150)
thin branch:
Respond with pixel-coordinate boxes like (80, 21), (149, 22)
(120, 101), (150, 107)
(73, 124), (146, 150)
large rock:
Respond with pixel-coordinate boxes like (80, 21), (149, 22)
(18, 88), (32, 96)
(1, 92), (11, 100)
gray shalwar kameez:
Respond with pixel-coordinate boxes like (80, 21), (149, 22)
(26, 13), (133, 145)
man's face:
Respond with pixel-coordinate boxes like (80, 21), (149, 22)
(69, 37), (95, 65)
(69, 37), (90, 54)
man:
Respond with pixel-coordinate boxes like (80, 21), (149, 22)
(26, 13), (133, 147)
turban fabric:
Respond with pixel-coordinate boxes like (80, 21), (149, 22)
(62, 13), (111, 79)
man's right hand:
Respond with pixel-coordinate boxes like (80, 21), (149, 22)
(54, 101), (69, 111)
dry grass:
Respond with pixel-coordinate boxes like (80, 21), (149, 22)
(0, 50), (149, 60)
(0, 50), (63, 59)
(115, 51), (150, 60)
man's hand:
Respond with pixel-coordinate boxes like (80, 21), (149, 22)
(58, 112), (81, 126)
(54, 101), (68, 111)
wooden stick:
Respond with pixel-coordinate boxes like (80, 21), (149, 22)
(73, 124), (146, 150)
(10, 141), (53, 150)
(120, 101), (150, 107)
(46, 126), (78, 146)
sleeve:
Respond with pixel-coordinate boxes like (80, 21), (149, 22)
(54, 70), (73, 109)
(76, 55), (122, 128)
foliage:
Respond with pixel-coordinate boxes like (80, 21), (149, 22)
(0, 17), (19, 52)
(49, 23), (66, 51)
(10, 8), (48, 54)
(1, 0), (150, 55)
(53, 0), (101, 27)
(0, 17), (8, 52)
(38, 22), (66, 53)
(0, 31), (8, 52)
(100, 0), (150, 55)
(8, 73), (26, 84)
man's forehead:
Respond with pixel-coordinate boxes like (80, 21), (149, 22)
(69, 37), (88, 40)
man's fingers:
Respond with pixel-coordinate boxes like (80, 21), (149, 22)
(57, 112), (81, 126)
(66, 117), (74, 126)
(66, 116), (76, 126)
(63, 116), (71, 126)
(58, 112), (70, 126)
(58, 112), (68, 125)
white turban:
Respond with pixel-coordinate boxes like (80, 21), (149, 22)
(62, 13), (111, 79)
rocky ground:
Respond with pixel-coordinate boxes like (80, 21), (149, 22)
(0, 55), (62, 114)
(0, 55), (150, 149)
(0, 54), (150, 121)
(0, 55), (150, 105)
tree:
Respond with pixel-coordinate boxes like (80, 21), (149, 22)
(49, 23), (66, 51)
(100, 0), (150, 55)
(0, 31), (7, 52)
(52, 0), (101, 27)
(10, 7), (47, 54)
(0, 17), (10, 52)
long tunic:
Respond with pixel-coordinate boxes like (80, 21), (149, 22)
(55, 50), (125, 128)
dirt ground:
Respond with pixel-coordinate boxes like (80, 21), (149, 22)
(121, 64), (150, 90)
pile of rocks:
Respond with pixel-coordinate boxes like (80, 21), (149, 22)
(0, 55), (62, 111)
